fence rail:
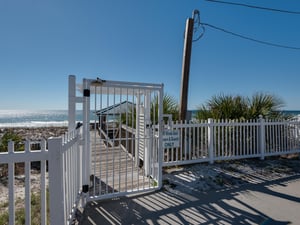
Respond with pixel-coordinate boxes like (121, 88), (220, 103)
(163, 118), (300, 167)
(0, 140), (48, 225)
(1, 117), (300, 224)
(0, 129), (82, 225)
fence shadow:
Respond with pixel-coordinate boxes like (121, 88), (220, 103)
(77, 174), (300, 225)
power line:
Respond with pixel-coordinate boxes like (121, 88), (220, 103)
(192, 10), (206, 42)
(201, 22), (300, 50)
(205, 0), (300, 15)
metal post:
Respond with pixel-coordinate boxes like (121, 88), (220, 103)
(144, 91), (151, 176)
(69, 75), (76, 131)
(82, 79), (91, 200)
(158, 85), (164, 189)
(135, 93), (141, 167)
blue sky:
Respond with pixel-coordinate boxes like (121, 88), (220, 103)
(0, 0), (299, 110)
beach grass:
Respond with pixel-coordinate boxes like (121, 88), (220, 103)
(0, 191), (50, 225)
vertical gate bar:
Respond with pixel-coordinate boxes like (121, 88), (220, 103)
(149, 91), (154, 188)
(105, 86), (109, 194)
(131, 93), (135, 191)
(98, 85), (102, 196)
(112, 87), (116, 193)
(125, 88), (129, 192)
(118, 87), (122, 192)
(136, 90), (140, 190)
(82, 78), (91, 199)
(157, 85), (163, 189)
(93, 85), (97, 196)
(121, 88), (129, 192)
(143, 91), (146, 189)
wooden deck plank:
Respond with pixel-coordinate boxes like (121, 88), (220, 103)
(89, 130), (153, 196)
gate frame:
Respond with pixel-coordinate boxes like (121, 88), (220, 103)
(68, 75), (164, 201)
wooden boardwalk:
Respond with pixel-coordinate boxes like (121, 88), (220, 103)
(89, 130), (153, 197)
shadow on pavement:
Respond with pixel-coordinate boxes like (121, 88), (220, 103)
(76, 174), (300, 224)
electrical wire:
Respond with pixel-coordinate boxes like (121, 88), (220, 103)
(205, 0), (300, 15)
(193, 25), (206, 42)
(201, 22), (300, 50)
(192, 10), (206, 42)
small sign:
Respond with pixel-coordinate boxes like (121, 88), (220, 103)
(163, 130), (180, 148)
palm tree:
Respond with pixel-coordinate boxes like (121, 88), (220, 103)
(247, 92), (285, 119)
(195, 92), (285, 120)
(151, 94), (179, 122)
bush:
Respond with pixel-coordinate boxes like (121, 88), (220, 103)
(0, 131), (24, 152)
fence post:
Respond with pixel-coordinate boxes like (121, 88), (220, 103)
(259, 115), (266, 160)
(69, 75), (76, 131)
(8, 141), (15, 225)
(82, 78), (90, 204)
(48, 137), (66, 225)
(208, 118), (214, 164)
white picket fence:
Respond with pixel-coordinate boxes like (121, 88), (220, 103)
(0, 129), (82, 225)
(1, 117), (300, 224)
(163, 117), (300, 166)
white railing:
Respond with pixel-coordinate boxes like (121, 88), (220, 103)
(0, 129), (82, 225)
(48, 129), (82, 225)
(163, 118), (300, 167)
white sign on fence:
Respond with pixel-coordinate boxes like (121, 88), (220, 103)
(163, 130), (180, 148)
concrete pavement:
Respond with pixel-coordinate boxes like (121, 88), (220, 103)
(77, 174), (300, 225)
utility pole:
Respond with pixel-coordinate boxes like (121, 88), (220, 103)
(179, 10), (198, 121)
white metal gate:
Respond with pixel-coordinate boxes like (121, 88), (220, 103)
(69, 76), (164, 201)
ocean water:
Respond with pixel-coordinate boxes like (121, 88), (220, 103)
(1, 109), (300, 128)
(0, 110), (97, 128)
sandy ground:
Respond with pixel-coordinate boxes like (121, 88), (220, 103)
(0, 170), (48, 213)
(77, 157), (300, 225)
